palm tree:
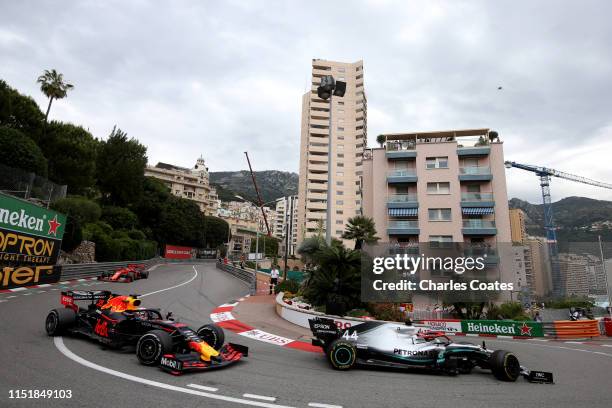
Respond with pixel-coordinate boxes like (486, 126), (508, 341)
(341, 215), (380, 250)
(37, 69), (74, 134)
(376, 134), (386, 148)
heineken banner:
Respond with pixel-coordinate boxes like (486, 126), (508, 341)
(461, 319), (544, 337)
(0, 192), (66, 290)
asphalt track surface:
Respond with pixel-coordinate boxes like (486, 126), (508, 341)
(1, 261), (611, 408)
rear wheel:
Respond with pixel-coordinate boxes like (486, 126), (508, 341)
(490, 350), (520, 381)
(196, 324), (225, 350)
(327, 339), (357, 370)
(141, 271), (149, 279)
(136, 330), (173, 366)
(45, 308), (76, 336)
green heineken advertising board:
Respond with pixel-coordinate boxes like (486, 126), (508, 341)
(461, 319), (544, 337)
(0, 192), (66, 289)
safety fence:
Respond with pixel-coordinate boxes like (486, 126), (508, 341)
(550, 320), (601, 339)
(215, 262), (257, 295)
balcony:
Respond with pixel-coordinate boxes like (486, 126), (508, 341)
(309, 144), (328, 154)
(458, 166), (492, 181)
(387, 169), (417, 184)
(309, 164), (328, 172)
(387, 220), (420, 235)
(385, 141), (417, 159)
(457, 146), (491, 156)
(460, 192), (495, 207)
(462, 220), (497, 235)
(463, 247), (499, 264)
(387, 194), (418, 209)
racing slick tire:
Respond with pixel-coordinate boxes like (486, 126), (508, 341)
(45, 308), (76, 336)
(136, 330), (173, 366)
(196, 324), (225, 350)
(141, 271), (149, 279)
(490, 350), (520, 382)
(327, 339), (357, 370)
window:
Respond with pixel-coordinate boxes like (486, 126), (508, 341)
(356, 200), (361, 205)
(336, 181), (344, 186)
(337, 191), (344, 195)
(336, 210), (343, 214)
(337, 153), (344, 158)
(336, 230), (343, 235)
(428, 208), (451, 221)
(337, 127), (344, 131)
(426, 156), (449, 169)
(467, 184), (480, 193)
(338, 101), (344, 105)
(336, 220), (343, 225)
(427, 182), (450, 194)
(336, 171), (344, 177)
(429, 235), (453, 248)
(336, 200), (344, 205)
(338, 135), (344, 140)
(338, 67), (345, 73)
(337, 163), (344, 167)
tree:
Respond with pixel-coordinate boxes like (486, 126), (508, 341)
(42, 121), (98, 195)
(51, 196), (101, 225)
(0, 126), (47, 176)
(203, 216), (230, 249)
(376, 134), (386, 147)
(341, 216), (380, 250)
(302, 244), (362, 314)
(250, 235), (279, 257)
(96, 126), (147, 206)
(37, 69), (74, 134)
(0, 80), (45, 143)
(101, 206), (139, 230)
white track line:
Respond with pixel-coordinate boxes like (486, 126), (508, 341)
(308, 403), (343, 408)
(54, 338), (294, 408)
(187, 384), (219, 392)
(9, 287), (27, 292)
(7, 295), (16, 299)
(602, 344), (612, 348)
(565, 341), (584, 344)
(37, 284), (51, 288)
(243, 394), (277, 402)
(140, 266), (198, 298)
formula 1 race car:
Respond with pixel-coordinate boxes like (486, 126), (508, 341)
(98, 264), (149, 282)
(309, 318), (553, 383)
(45, 290), (248, 374)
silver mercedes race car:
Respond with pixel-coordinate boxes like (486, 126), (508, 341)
(309, 317), (553, 383)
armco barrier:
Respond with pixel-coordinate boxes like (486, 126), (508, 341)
(551, 320), (601, 339)
(215, 262), (257, 295)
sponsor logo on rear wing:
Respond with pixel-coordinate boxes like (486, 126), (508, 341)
(61, 290), (113, 301)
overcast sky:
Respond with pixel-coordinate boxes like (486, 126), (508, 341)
(1, 0), (611, 203)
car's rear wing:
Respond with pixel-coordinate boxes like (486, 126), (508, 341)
(309, 317), (342, 346)
(61, 290), (113, 310)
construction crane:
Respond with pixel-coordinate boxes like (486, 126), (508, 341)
(504, 161), (612, 296)
(244, 152), (271, 236)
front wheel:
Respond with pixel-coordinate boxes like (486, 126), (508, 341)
(490, 350), (520, 381)
(136, 330), (173, 366)
(196, 324), (225, 350)
(327, 339), (357, 370)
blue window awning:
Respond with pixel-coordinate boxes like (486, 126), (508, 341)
(462, 207), (494, 215)
(388, 208), (418, 216)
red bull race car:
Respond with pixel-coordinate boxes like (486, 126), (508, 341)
(45, 290), (248, 374)
(98, 264), (149, 282)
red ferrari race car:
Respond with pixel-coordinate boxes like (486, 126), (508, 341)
(98, 264), (149, 282)
(45, 290), (248, 374)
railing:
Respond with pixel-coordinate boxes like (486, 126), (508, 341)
(387, 169), (417, 177)
(388, 220), (419, 229)
(461, 192), (494, 201)
(386, 141), (416, 151)
(463, 247), (498, 257)
(216, 262), (257, 295)
(387, 193), (418, 203)
(459, 166), (491, 175)
(462, 220), (496, 229)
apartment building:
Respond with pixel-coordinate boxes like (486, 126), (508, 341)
(509, 208), (527, 244)
(526, 237), (552, 297)
(274, 196), (299, 256)
(297, 59), (367, 246)
(558, 253), (590, 297)
(361, 129), (517, 303)
(145, 157), (219, 216)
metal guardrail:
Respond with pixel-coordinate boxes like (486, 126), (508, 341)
(215, 262), (257, 295)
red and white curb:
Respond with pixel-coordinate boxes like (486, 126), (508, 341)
(210, 295), (322, 353)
